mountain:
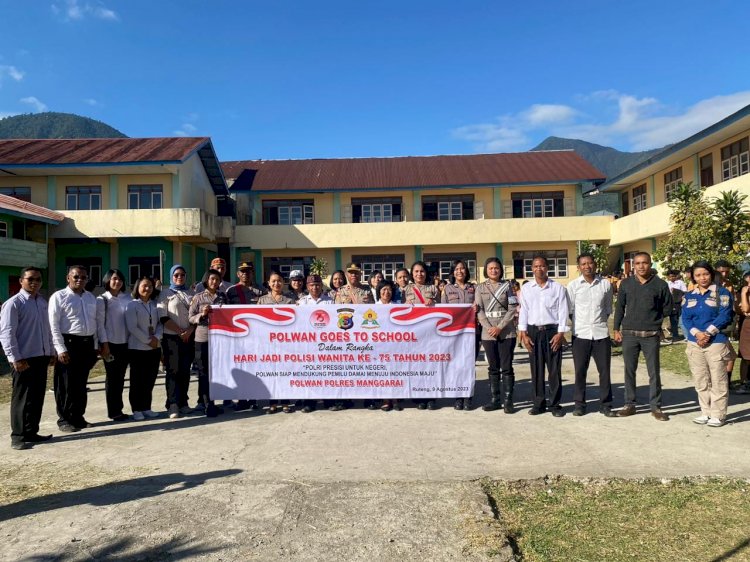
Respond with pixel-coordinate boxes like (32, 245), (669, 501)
(0, 112), (126, 139)
(531, 136), (667, 180)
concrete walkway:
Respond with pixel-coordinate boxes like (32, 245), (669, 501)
(1, 348), (749, 561)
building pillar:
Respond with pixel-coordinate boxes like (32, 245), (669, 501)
(412, 191), (422, 221)
(171, 171), (181, 208)
(414, 245), (423, 261)
(110, 240), (119, 271)
(693, 153), (701, 188)
(648, 175), (656, 207)
(109, 175), (118, 209)
(254, 249), (263, 285)
(47, 176), (57, 209)
(333, 193), (341, 223)
(575, 184), (584, 216)
(493, 187), (502, 219)
(334, 249), (342, 271)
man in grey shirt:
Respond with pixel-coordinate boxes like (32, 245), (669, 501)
(0, 267), (55, 449)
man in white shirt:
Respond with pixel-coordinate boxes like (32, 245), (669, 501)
(518, 256), (569, 417)
(48, 265), (99, 432)
(567, 253), (616, 417)
(297, 275), (333, 412)
(666, 269), (687, 342)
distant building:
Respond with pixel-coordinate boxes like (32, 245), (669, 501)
(222, 151), (609, 284)
(601, 104), (750, 274)
(0, 137), (233, 294)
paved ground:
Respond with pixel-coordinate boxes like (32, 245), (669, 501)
(1, 347), (749, 561)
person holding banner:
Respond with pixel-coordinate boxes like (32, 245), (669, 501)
(258, 272), (296, 413)
(476, 258), (518, 413)
(377, 279), (403, 412)
(189, 269), (227, 417)
(405, 261), (439, 410)
(296, 274), (334, 413)
(443, 260), (478, 411)
(126, 276), (163, 421)
(96, 269), (131, 422)
(158, 265), (196, 419)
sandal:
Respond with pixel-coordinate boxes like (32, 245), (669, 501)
(268, 404), (277, 414)
(282, 404), (292, 413)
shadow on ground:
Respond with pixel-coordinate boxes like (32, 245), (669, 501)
(0, 469), (241, 523)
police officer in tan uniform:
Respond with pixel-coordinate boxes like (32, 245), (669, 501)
(475, 257), (518, 413)
(334, 263), (375, 305)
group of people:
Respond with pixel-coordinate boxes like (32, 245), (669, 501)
(0, 250), (741, 450)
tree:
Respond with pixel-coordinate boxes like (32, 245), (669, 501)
(578, 240), (610, 273)
(309, 257), (329, 278)
(654, 182), (750, 274)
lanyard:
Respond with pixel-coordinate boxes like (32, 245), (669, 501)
(140, 301), (154, 327)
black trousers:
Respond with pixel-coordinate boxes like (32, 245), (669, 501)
(54, 334), (97, 427)
(572, 336), (612, 407)
(622, 334), (662, 409)
(194, 341), (211, 402)
(482, 338), (516, 380)
(128, 348), (161, 412)
(528, 325), (562, 409)
(162, 334), (194, 408)
(103, 342), (129, 418)
(10, 356), (50, 441)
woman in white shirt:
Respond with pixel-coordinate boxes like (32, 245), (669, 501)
(126, 276), (163, 421)
(96, 269), (131, 421)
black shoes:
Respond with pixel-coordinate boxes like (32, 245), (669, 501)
(550, 407), (565, 417)
(58, 422), (80, 433)
(426, 400), (436, 410)
(600, 407), (617, 418)
(302, 405), (314, 413)
(417, 402), (427, 410)
(503, 402), (515, 414)
(573, 406), (586, 417)
(455, 399), (464, 410)
(112, 413), (130, 422)
(482, 402), (501, 412)
(528, 405), (547, 416)
(11, 440), (30, 450)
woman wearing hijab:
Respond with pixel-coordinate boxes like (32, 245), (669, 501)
(96, 269), (131, 421)
(158, 264), (196, 419)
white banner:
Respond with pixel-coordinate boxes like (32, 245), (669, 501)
(208, 304), (476, 400)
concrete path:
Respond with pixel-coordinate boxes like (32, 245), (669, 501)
(1, 347), (748, 561)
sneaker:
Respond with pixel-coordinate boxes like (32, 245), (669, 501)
(179, 406), (193, 415)
(707, 417), (725, 427)
(168, 404), (180, 419)
(143, 410), (159, 418)
(58, 422), (80, 433)
(133, 411), (145, 421)
(693, 415), (710, 425)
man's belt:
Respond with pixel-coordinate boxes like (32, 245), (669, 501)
(529, 324), (557, 330)
(620, 329), (660, 337)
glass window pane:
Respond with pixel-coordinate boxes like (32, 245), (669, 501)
(153, 192), (162, 209)
(129, 193), (138, 209)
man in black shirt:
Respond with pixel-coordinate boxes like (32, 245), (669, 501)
(614, 252), (672, 420)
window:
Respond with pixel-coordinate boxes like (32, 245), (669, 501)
(422, 195), (474, 221)
(0, 221), (6, 238)
(11, 220), (25, 240)
(64, 257), (102, 287)
(128, 265), (140, 286)
(620, 192), (629, 217)
(721, 137), (749, 181)
(632, 184), (647, 212)
(700, 154), (714, 187)
(424, 253), (478, 282)
(663, 168), (682, 202)
(262, 200), (315, 225)
(512, 251), (568, 280)
(262, 256), (313, 283)
(352, 197), (402, 223)
(0, 187), (31, 202)
(66, 186), (101, 210)
(128, 185), (163, 209)
(127, 257), (160, 286)
(352, 254), (406, 281)
(511, 192), (565, 218)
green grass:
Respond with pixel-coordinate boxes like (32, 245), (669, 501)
(485, 477), (750, 562)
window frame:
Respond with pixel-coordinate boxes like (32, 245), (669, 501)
(262, 199), (315, 225)
(632, 184), (647, 212)
(0, 187), (31, 202)
(127, 185), (163, 210)
(0, 221), (7, 238)
(512, 250), (568, 280)
(663, 168), (682, 202)
(65, 186), (102, 211)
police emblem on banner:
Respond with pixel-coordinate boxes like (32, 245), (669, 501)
(337, 308), (354, 330)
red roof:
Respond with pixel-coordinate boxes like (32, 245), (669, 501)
(222, 151), (605, 191)
(0, 137), (210, 165)
(0, 193), (65, 223)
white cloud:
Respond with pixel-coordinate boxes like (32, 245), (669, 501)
(173, 123), (198, 137)
(51, 0), (119, 22)
(20, 96), (48, 113)
(452, 90), (750, 152)
(83, 97), (99, 106)
(0, 65), (25, 87)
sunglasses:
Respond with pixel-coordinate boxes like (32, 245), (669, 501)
(24, 277), (42, 282)
(72, 275), (88, 280)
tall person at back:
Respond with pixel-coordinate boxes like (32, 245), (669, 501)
(613, 252), (673, 421)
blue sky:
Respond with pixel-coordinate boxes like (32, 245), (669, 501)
(1, 0), (749, 160)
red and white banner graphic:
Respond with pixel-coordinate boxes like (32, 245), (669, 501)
(208, 304), (475, 399)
